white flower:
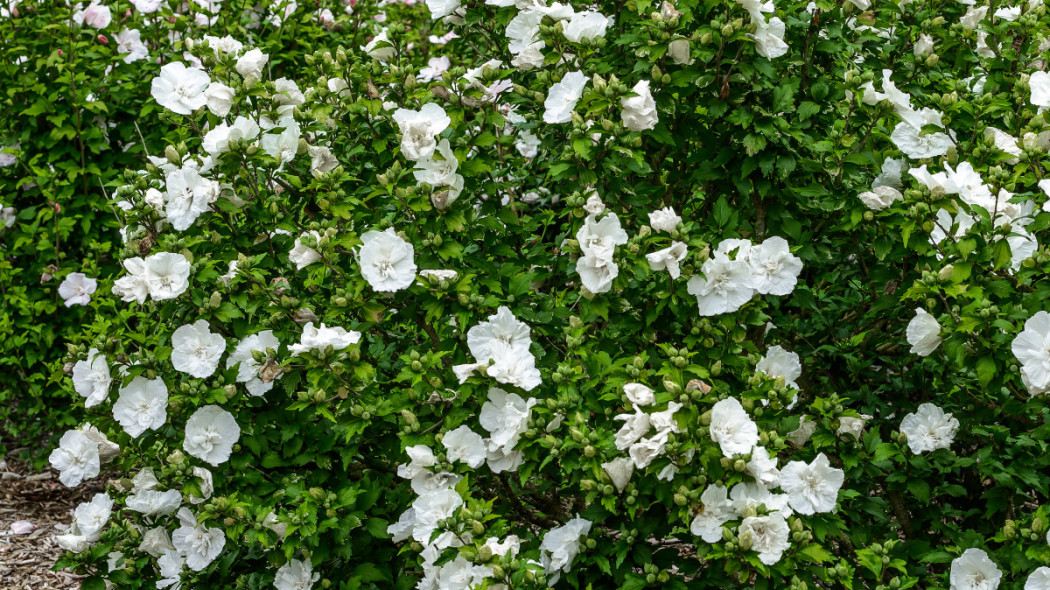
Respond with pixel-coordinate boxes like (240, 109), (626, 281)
(748, 236), (802, 296)
(289, 322), (361, 356)
(442, 425), (487, 468)
(58, 272), (97, 307)
(858, 185), (904, 210)
(779, 453), (844, 515)
(274, 559), (320, 590)
(289, 231), (323, 270)
(1032, 71), (1050, 108)
(397, 445), (437, 480)
(1012, 311), (1050, 395)
(126, 488), (182, 518)
(172, 508), (226, 571)
(235, 48), (269, 86)
(165, 166), (219, 231)
(419, 56), (451, 82)
(413, 138), (463, 204)
(756, 345), (802, 393)
(649, 401), (682, 435)
(621, 80), (659, 131)
(358, 228), (417, 292)
(188, 467), (214, 505)
(363, 28), (395, 62)
(837, 415), (871, 439)
(646, 242), (688, 279)
(750, 17), (788, 59)
(601, 457), (634, 493)
(891, 108), (955, 159)
(576, 253), (619, 293)
(900, 403), (959, 454)
(578, 212), (628, 262)
(906, 308), (942, 356)
(486, 447), (525, 473)
(913, 33), (935, 57)
(746, 446), (780, 486)
(113, 377), (168, 438)
(479, 387), (537, 452)
(74, 2), (111, 28)
(72, 348), (112, 407)
(203, 116), (260, 156)
(80, 423), (120, 462)
(426, 0), (460, 20)
(614, 408), (652, 450)
(171, 320), (226, 378)
(262, 120), (302, 168)
(49, 429), (101, 487)
(411, 489), (463, 543)
(1026, 568), (1050, 590)
(582, 192), (605, 216)
(563, 10), (609, 43)
(139, 527), (174, 557)
(690, 484), (733, 543)
(629, 432), (669, 469)
(151, 62), (211, 115)
(739, 513), (791, 565)
(543, 71), (588, 124)
(131, 0), (162, 12)
(116, 28), (148, 63)
(392, 103), (452, 161)
(622, 383), (655, 407)
(960, 5), (989, 29)
(648, 206), (681, 232)
(56, 493), (113, 553)
(709, 397), (758, 456)
(540, 517), (592, 580)
(202, 35), (243, 55)
(144, 252), (192, 301)
(687, 253), (755, 316)
(950, 548), (1002, 590)
(227, 331), (281, 396)
(204, 82), (236, 117)
(184, 405), (240, 466)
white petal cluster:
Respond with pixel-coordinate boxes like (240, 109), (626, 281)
(56, 493), (113, 553)
(393, 103), (452, 161)
(900, 403), (959, 454)
(113, 252), (192, 303)
(688, 236), (801, 316)
(72, 347), (112, 408)
(171, 320), (227, 378)
(906, 308), (943, 357)
(113, 376), (169, 438)
(950, 548), (1002, 590)
(227, 331), (281, 396)
(576, 212), (628, 293)
(358, 228), (417, 292)
(289, 322), (361, 356)
(455, 306), (542, 391)
(183, 405), (241, 466)
(1012, 311), (1050, 396)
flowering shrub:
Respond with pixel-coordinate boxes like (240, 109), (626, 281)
(35, 0), (1050, 589)
(0, 0), (356, 455)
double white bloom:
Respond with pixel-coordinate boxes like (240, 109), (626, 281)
(455, 306), (542, 391)
(393, 103), (452, 161)
(576, 212), (628, 294)
(1012, 311), (1050, 396)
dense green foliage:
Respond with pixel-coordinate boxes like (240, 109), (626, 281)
(8, 0), (1050, 588)
(0, 0), (352, 457)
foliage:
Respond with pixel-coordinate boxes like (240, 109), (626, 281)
(18, 0), (1050, 588)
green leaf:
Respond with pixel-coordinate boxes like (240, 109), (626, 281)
(976, 356), (996, 387)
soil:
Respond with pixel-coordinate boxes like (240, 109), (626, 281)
(0, 446), (100, 590)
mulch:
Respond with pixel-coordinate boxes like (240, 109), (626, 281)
(0, 446), (100, 590)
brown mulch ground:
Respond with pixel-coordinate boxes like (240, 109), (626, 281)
(0, 447), (97, 590)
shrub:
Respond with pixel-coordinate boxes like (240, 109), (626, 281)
(42, 0), (1050, 589)
(0, 0), (356, 460)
